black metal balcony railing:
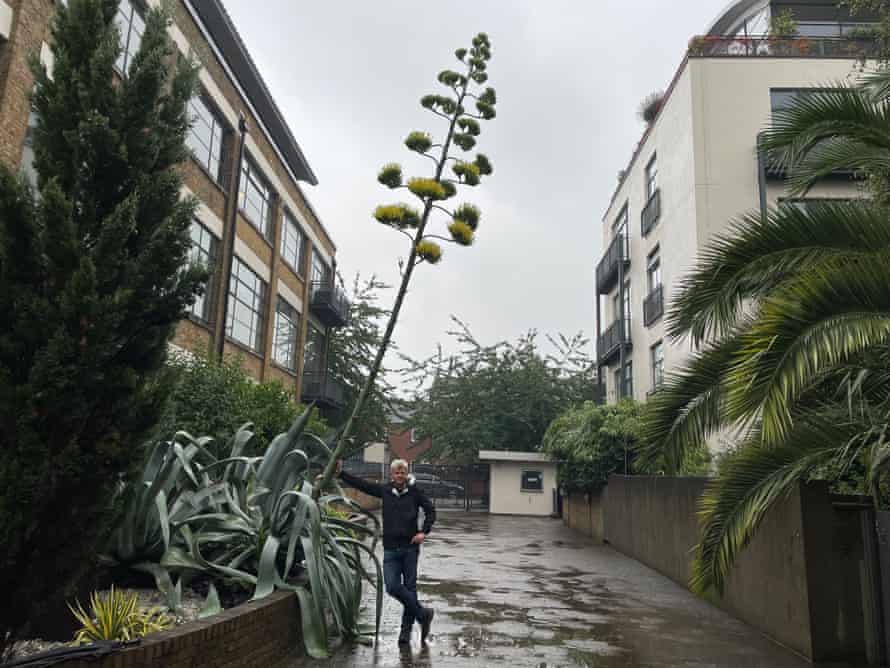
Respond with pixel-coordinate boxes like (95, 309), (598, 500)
(596, 233), (629, 295)
(644, 285), (664, 327)
(687, 35), (879, 60)
(301, 371), (347, 409)
(309, 281), (350, 328)
(597, 318), (631, 365)
(641, 188), (661, 237)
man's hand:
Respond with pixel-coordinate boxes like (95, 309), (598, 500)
(411, 532), (426, 545)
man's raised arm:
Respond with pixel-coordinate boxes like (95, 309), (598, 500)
(337, 462), (384, 499)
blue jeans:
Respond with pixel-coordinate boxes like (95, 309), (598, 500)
(383, 545), (423, 629)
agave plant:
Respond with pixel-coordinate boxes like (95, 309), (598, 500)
(69, 586), (171, 645)
(103, 407), (382, 659)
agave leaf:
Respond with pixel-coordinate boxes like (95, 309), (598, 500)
(293, 587), (329, 659)
(335, 537), (384, 638)
(253, 535), (282, 601)
(199, 583), (222, 619)
(155, 489), (170, 552)
(132, 563), (182, 612)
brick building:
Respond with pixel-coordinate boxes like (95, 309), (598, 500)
(0, 0), (348, 412)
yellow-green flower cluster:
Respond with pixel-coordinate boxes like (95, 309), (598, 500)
(453, 203), (480, 230)
(453, 161), (481, 186)
(448, 220), (475, 246)
(377, 163), (403, 188)
(474, 154), (493, 176)
(373, 204), (420, 228)
(416, 240), (442, 264)
(408, 178), (447, 200)
(405, 131), (432, 153)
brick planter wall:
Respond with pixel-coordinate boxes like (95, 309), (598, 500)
(67, 591), (301, 668)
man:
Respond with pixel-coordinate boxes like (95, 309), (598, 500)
(337, 458), (436, 645)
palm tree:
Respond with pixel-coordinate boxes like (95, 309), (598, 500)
(640, 69), (890, 595)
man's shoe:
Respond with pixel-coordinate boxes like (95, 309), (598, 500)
(398, 627), (411, 645)
(420, 608), (434, 643)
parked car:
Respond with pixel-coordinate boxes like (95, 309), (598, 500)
(413, 473), (464, 497)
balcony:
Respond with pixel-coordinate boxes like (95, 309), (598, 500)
(300, 372), (347, 410)
(687, 35), (879, 60)
(641, 188), (661, 237)
(644, 285), (664, 327)
(597, 318), (631, 366)
(596, 233), (629, 295)
(309, 281), (350, 328)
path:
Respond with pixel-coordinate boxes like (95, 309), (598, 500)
(279, 512), (809, 667)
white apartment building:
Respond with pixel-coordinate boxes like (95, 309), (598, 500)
(595, 0), (872, 406)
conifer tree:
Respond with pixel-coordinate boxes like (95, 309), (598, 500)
(316, 33), (497, 491)
(0, 0), (202, 651)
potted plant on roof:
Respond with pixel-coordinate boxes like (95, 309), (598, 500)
(768, 8), (798, 56)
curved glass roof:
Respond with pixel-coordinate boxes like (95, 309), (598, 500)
(705, 0), (770, 35)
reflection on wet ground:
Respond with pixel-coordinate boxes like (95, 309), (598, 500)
(276, 512), (808, 667)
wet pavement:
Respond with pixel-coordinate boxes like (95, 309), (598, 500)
(278, 512), (809, 667)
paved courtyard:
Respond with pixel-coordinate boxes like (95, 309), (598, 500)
(280, 512), (809, 667)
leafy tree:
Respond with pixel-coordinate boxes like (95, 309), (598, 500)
(160, 349), (327, 455)
(316, 33), (498, 491)
(408, 319), (596, 464)
(543, 401), (644, 492)
(639, 69), (890, 595)
(326, 275), (393, 448)
(0, 0), (203, 653)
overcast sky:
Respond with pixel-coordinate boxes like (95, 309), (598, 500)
(223, 0), (727, 383)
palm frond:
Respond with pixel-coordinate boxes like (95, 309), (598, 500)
(783, 138), (890, 195)
(638, 334), (743, 473)
(760, 86), (890, 180)
(692, 417), (854, 595)
(725, 256), (890, 444)
(668, 201), (890, 345)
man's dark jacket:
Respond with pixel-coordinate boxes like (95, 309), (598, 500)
(338, 470), (436, 549)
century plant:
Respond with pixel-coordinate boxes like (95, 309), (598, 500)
(639, 68), (890, 595)
(69, 586), (171, 645)
(103, 407), (382, 659)
(316, 33), (497, 490)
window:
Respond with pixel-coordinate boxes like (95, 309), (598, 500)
(521, 471), (543, 492)
(280, 210), (306, 275)
(115, 0), (145, 74)
(311, 250), (331, 287)
(623, 361), (633, 399)
(273, 297), (300, 371)
(770, 88), (834, 116)
(647, 250), (662, 292)
(645, 155), (658, 200)
(226, 257), (267, 353)
(622, 281), (631, 325)
(651, 341), (664, 390)
(186, 94), (226, 184)
(20, 107), (38, 188)
(239, 156), (272, 238)
(613, 204), (628, 237)
(187, 221), (218, 322)
(303, 322), (326, 375)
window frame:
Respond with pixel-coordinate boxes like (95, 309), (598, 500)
(114, 0), (146, 75)
(273, 296), (301, 372)
(238, 154), (273, 240)
(645, 154), (658, 201)
(186, 92), (228, 186)
(520, 470), (544, 493)
(651, 340), (665, 391)
(187, 220), (219, 324)
(647, 248), (662, 293)
(280, 209), (307, 276)
(303, 321), (327, 376)
(225, 256), (267, 354)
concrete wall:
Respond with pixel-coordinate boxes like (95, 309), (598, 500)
(563, 491), (604, 543)
(600, 475), (868, 663)
(489, 462), (556, 516)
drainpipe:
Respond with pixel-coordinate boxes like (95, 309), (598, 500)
(216, 113), (248, 361)
(595, 280), (603, 403)
(756, 132), (768, 220)
(617, 234), (627, 399)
